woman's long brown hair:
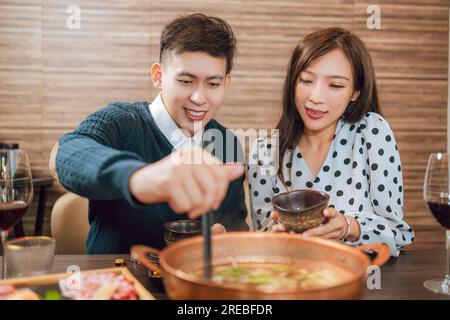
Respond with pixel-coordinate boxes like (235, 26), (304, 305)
(276, 27), (382, 186)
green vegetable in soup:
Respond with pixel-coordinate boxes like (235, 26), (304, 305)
(193, 263), (340, 290)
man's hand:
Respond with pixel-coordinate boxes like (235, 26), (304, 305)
(129, 147), (244, 219)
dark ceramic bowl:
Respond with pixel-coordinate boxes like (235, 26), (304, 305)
(148, 220), (203, 292)
(163, 220), (203, 246)
(272, 189), (330, 233)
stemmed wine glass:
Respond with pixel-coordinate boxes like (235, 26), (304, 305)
(423, 152), (450, 295)
(0, 149), (33, 279)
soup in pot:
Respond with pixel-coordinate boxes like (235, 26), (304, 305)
(192, 262), (347, 291)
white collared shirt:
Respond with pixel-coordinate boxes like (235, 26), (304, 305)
(149, 94), (204, 150)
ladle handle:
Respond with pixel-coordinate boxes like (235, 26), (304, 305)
(356, 243), (391, 266)
(130, 245), (162, 275)
(202, 211), (213, 279)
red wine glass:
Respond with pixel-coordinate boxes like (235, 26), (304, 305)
(423, 152), (450, 295)
(0, 149), (33, 279)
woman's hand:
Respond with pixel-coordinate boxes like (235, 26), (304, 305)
(211, 223), (226, 234)
(271, 209), (360, 241)
(302, 208), (348, 240)
(270, 212), (290, 233)
(303, 208), (361, 242)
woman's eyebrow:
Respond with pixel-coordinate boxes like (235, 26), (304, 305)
(327, 75), (350, 82)
(302, 70), (350, 82)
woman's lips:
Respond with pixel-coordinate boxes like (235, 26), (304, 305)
(184, 108), (207, 121)
(305, 106), (328, 120)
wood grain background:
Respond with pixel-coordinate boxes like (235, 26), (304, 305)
(0, 0), (447, 235)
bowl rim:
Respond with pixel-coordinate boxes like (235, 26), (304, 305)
(163, 219), (203, 235)
(272, 188), (330, 213)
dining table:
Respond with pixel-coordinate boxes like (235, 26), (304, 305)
(1, 228), (449, 300)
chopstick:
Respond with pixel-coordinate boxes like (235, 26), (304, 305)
(201, 133), (214, 279)
(202, 210), (213, 279)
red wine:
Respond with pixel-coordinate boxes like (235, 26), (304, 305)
(0, 201), (28, 231)
(426, 200), (450, 229)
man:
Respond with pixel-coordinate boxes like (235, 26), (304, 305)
(51, 13), (248, 254)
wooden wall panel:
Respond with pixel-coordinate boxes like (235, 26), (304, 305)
(354, 1), (448, 227)
(0, 0), (43, 169)
(0, 0), (448, 233)
(353, 1), (448, 79)
(40, 0), (152, 170)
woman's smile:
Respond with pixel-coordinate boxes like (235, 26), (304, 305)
(305, 106), (328, 120)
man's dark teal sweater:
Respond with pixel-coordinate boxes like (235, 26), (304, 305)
(56, 101), (249, 254)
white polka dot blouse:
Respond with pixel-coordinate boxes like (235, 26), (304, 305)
(248, 112), (414, 257)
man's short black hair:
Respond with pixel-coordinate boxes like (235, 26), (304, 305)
(160, 13), (237, 74)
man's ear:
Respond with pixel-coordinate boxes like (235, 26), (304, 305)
(225, 74), (231, 89)
(150, 63), (163, 89)
(350, 90), (360, 102)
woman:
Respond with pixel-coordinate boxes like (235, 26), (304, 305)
(248, 27), (414, 257)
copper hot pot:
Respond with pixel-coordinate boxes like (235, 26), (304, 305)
(131, 232), (390, 300)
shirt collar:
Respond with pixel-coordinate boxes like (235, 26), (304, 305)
(149, 93), (204, 150)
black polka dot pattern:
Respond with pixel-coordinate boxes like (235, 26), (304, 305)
(247, 113), (414, 257)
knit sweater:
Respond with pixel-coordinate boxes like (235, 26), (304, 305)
(56, 101), (249, 254)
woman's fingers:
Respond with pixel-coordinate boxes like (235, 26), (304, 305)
(323, 231), (345, 240)
(211, 223), (226, 234)
(322, 208), (340, 218)
(303, 208), (346, 239)
(302, 222), (337, 237)
(271, 211), (279, 222)
(271, 223), (286, 232)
